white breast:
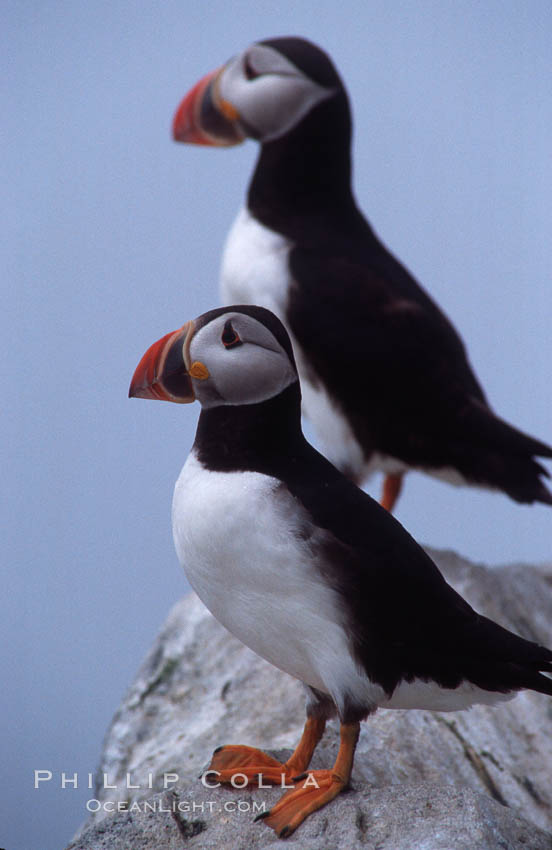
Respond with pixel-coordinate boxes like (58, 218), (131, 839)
(172, 451), (383, 715)
(220, 206), (292, 311)
(220, 207), (370, 479)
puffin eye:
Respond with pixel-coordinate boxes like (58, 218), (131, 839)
(221, 320), (242, 349)
(244, 55), (260, 81)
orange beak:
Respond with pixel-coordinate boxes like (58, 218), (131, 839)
(172, 66), (245, 147)
(129, 322), (196, 403)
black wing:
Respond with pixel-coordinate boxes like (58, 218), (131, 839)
(284, 444), (552, 698)
(287, 240), (552, 501)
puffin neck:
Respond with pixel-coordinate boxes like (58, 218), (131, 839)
(247, 92), (356, 237)
(193, 382), (305, 474)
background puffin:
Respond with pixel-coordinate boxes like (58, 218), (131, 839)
(172, 36), (552, 512)
(129, 304), (552, 839)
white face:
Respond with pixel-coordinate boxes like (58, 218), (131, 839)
(188, 312), (298, 408)
(217, 44), (336, 143)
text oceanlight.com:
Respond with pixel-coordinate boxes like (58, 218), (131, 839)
(85, 798), (267, 814)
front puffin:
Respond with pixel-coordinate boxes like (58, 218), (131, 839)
(130, 304), (358, 838)
(130, 305), (552, 839)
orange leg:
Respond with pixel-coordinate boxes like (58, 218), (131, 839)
(256, 721), (360, 838)
(380, 473), (404, 512)
(204, 714), (326, 787)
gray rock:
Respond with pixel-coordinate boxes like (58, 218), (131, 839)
(67, 784), (552, 849)
(68, 549), (552, 848)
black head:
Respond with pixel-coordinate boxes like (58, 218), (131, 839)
(129, 304), (298, 409)
(173, 36), (345, 146)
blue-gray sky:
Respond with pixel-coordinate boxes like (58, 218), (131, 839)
(3, 2), (551, 848)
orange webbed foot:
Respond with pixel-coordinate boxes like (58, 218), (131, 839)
(204, 744), (296, 786)
(255, 720), (360, 838)
(255, 769), (348, 838)
(204, 715), (328, 788)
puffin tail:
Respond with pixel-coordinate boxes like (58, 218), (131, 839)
(523, 653), (552, 695)
(521, 636), (552, 694)
(466, 402), (552, 505)
(530, 671), (552, 696)
(467, 613), (552, 696)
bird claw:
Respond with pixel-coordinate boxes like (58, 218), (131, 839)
(253, 810), (271, 822)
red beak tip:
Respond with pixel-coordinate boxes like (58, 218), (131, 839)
(128, 381), (145, 400)
(172, 105), (188, 142)
(128, 384), (143, 399)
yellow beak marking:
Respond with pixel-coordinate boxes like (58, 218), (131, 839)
(219, 98), (240, 121)
(189, 361), (210, 380)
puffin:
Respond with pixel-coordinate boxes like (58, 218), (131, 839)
(172, 36), (552, 511)
(129, 304), (552, 839)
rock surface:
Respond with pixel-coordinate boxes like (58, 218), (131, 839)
(67, 784), (552, 850)
(68, 550), (552, 849)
